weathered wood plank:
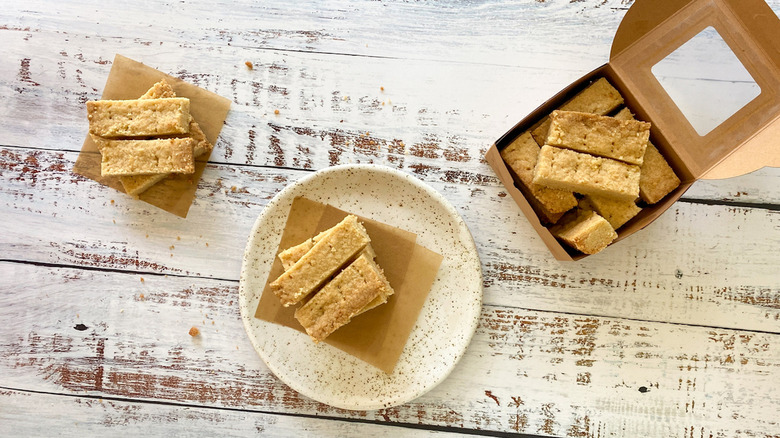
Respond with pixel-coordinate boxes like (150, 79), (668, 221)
(0, 390), (464, 437)
(0, 0), (632, 66)
(1, 146), (777, 330)
(1, 262), (778, 437)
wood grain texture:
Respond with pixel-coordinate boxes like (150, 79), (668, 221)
(0, 390), (464, 438)
(1, 146), (777, 331)
(1, 0), (629, 65)
(1, 263), (778, 436)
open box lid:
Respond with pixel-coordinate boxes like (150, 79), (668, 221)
(608, 0), (780, 179)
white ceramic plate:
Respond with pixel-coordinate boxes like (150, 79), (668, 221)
(238, 164), (482, 410)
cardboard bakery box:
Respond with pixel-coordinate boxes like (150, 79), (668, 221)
(485, 0), (780, 260)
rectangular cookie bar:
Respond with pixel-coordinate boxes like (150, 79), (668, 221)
(533, 146), (641, 201)
(119, 81), (214, 196)
(531, 77), (624, 145)
(550, 209), (617, 255)
(120, 128), (210, 195)
(98, 137), (196, 176)
(546, 111), (650, 165)
(639, 143), (681, 204)
(580, 195), (641, 230)
(116, 80), (180, 194)
(294, 253), (394, 342)
(612, 108), (681, 204)
(87, 98), (191, 138)
(270, 215), (370, 307)
(278, 231), (386, 314)
(500, 131), (577, 223)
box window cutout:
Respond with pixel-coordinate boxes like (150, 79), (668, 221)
(651, 26), (761, 136)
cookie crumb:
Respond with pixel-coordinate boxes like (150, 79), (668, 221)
(231, 186), (237, 192)
(245, 61), (253, 70)
(189, 326), (200, 337)
(274, 109), (280, 115)
(110, 199), (115, 204)
(169, 245), (175, 250)
(140, 277), (144, 283)
(380, 86), (384, 92)
(206, 242), (209, 247)
(177, 236), (181, 241)
(139, 293), (145, 301)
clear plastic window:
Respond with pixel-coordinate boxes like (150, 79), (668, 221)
(651, 26), (761, 136)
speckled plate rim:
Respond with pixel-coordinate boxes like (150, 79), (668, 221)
(238, 164), (483, 410)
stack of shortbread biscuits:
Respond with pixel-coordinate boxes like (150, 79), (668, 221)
(501, 78), (680, 255)
(270, 215), (394, 343)
(87, 79), (213, 196)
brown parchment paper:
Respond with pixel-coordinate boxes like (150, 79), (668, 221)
(254, 197), (443, 374)
(72, 54), (231, 218)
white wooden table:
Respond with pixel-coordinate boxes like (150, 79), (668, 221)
(2, 1), (779, 436)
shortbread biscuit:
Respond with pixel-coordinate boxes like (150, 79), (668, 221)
(580, 196), (641, 230)
(638, 143), (681, 204)
(270, 215), (370, 307)
(531, 78), (624, 145)
(87, 98), (191, 138)
(546, 111), (649, 165)
(98, 138), (196, 176)
(533, 146), (640, 201)
(500, 131), (577, 223)
(612, 108), (680, 204)
(550, 209), (617, 255)
(278, 231), (386, 313)
(294, 253), (394, 342)
(119, 81), (214, 196)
